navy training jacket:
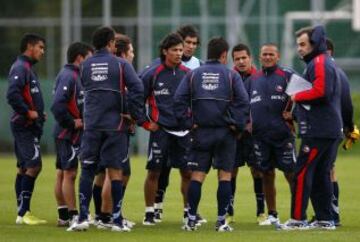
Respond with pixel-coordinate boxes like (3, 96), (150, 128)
(246, 65), (295, 143)
(7, 55), (45, 135)
(80, 48), (145, 131)
(140, 62), (189, 130)
(174, 60), (249, 131)
(51, 64), (83, 144)
(294, 26), (343, 139)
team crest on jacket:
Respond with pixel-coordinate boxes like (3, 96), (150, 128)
(302, 145), (310, 153)
(275, 85), (283, 92)
(201, 72), (219, 90)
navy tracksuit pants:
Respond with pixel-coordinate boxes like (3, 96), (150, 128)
(291, 138), (340, 221)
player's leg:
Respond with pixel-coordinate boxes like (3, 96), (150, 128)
(154, 165), (171, 222)
(213, 127), (236, 232)
(250, 167), (265, 222)
(143, 130), (168, 225)
(92, 171), (104, 224)
(14, 130), (46, 225)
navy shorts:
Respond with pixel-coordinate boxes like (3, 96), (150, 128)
(189, 127), (236, 173)
(11, 127), (42, 169)
(146, 129), (190, 171)
(252, 137), (296, 173)
(55, 139), (79, 170)
(235, 133), (256, 168)
(80, 130), (129, 170)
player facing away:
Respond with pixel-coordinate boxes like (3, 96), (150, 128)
(51, 42), (93, 227)
(140, 33), (192, 226)
(174, 37), (249, 232)
(67, 26), (145, 232)
(228, 43), (266, 224)
(153, 24), (206, 225)
(7, 33), (47, 225)
(92, 33), (136, 230)
(279, 25), (342, 230)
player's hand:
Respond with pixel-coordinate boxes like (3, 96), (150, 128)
(291, 95), (296, 101)
(147, 121), (159, 132)
(26, 110), (39, 120)
(43, 112), (47, 121)
(74, 119), (83, 129)
(245, 122), (252, 133)
(121, 113), (136, 124)
(282, 111), (293, 121)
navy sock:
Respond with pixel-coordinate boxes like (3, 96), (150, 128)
(217, 180), (231, 222)
(15, 173), (24, 207)
(254, 177), (265, 216)
(78, 168), (95, 221)
(188, 180), (202, 221)
(92, 184), (102, 217)
(111, 180), (123, 224)
(228, 177), (236, 216)
(332, 181), (339, 220)
(18, 175), (36, 216)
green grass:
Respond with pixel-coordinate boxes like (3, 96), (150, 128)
(1, 153), (360, 242)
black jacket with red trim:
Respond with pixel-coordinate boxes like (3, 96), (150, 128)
(80, 48), (145, 131)
(7, 55), (45, 134)
(51, 64), (83, 143)
(140, 62), (189, 130)
(174, 60), (249, 131)
(294, 25), (343, 138)
(246, 65), (295, 144)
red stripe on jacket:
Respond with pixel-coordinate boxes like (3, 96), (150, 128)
(294, 148), (318, 220)
(294, 54), (326, 101)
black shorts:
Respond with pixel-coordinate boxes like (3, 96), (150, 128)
(235, 134), (256, 168)
(252, 138), (296, 173)
(55, 139), (79, 170)
(189, 127), (236, 173)
(11, 127), (42, 169)
(146, 129), (190, 171)
(80, 130), (129, 170)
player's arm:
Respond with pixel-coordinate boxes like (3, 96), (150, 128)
(174, 71), (194, 130)
(292, 56), (333, 104)
(339, 70), (354, 133)
(6, 65), (32, 116)
(122, 61), (146, 125)
(227, 71), (250, 132)
(51, 75), (78, 129)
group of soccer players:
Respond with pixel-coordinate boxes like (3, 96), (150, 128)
(6, 23), (359, 233)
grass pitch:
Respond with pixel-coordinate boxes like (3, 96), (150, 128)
(1, 151), (360, 242)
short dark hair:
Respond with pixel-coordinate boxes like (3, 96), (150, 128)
(295, 26), (314, 39)
(159, 33), (183, 61)
(260, 42), (279, 51)
(326, 38), (334, 55)
(207, 37), (229, 60)
(115, 34), (132, 57)
(20, 33), (46, 53)
(67, 42), (94, 63)
(92, 26), (115, 50)
(176, 24), (200, 45)
(231, 43), (251, 59)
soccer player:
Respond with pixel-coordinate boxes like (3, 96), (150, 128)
(140, 33), (192, 225)
(246, 43), (296, 226)
(153, 24), (206, 224)
(52, 42), (93, 227)
(7, 33), (47, 225)
(227, 43), (265, 224)
(323, 38), (356, 226)
(280, 25), (342, 230)
(67, 26), (144, 232)
(175, 37), (249, 232)
(93, 33), (136, 229)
